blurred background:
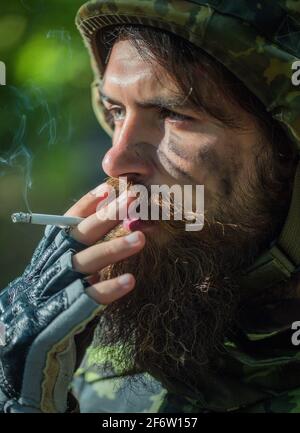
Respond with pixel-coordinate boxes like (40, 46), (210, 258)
(0, 0), (111, 287)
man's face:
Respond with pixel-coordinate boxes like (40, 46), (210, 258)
(93, 39), (275, 393)
(100, 40), (262, 223)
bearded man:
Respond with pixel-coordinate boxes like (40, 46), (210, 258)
(0, 0), (300, 413)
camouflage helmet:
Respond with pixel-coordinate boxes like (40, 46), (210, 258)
(76, 0), (300, 291)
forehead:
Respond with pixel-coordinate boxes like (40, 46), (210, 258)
(102, 39), (180, 98)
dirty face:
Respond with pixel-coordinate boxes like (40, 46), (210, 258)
(100, 39), (264, 224)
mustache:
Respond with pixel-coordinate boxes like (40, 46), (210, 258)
(105, 176), (204, 229)
(105, 176), (241, 234)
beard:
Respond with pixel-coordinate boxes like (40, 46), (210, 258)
(91, 167), (285, 397)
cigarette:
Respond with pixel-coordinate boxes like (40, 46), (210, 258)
(11, 212), (84, 227)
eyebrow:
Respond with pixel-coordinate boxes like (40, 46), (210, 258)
(99, 89), (195, 112)
(99, 83), (245, 130)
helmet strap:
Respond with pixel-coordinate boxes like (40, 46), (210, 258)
(238, 159), (300, 291)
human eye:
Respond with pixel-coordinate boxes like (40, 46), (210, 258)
(158, 107), (193, 123)
(108, 106), (126, 122)
(103, 106), (126, 129)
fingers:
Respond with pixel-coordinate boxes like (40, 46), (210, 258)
(70, 190), (134, 246)
(72, 231), (145, 274)
(84, 274), (101, 286)
(86, 273), (135, 304)
(64, 182), (109, 218)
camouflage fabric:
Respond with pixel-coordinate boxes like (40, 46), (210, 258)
(71, 347), (168, 413)
(71, 297), (300, 412)
(76, 0), (300, 151)
(72, 0), (300, 412)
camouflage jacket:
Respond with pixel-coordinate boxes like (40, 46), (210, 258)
(71, 298), (300, 413)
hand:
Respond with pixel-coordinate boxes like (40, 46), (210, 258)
(0, 184), (145, 413)
(65, 185), (146, 303)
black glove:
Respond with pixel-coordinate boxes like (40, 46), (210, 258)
(0, 225), (106, 413)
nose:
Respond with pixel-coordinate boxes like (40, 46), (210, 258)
(102, 113), (159, 180)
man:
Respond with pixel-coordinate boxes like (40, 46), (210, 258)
(0, 0), (300, 413)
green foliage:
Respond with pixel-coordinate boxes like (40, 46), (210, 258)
(0, 0), (110, 287)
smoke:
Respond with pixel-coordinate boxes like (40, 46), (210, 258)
(0, 114), (32, 211)
(46, 29), (72, 60)
(0, 26), (75, 213)
(0, 83), (60, 211)
(35, 87), (57, 148)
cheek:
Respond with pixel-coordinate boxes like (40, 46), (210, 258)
(176, 133), (244, 204)
(196, 143), (241, 201)
(157, 132), (220, 208)
(174, 133), (224, 187)
(159, 126), (254, 208)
